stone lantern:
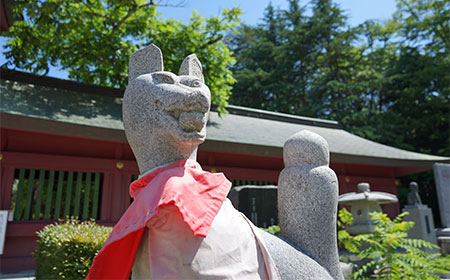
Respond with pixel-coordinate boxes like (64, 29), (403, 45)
(338, 182), (398, 234)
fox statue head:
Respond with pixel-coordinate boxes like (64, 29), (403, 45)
(123, 44), (211, 174)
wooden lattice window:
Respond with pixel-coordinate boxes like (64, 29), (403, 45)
(10, 168), (102, 221)
(230, 179), (277, 187)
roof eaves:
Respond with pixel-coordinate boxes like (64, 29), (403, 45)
(330, 152), (450, 167)
(0, 68), (124, 98)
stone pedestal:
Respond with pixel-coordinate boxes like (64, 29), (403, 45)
(433, 163), (450, 254)
(436, 228), (450, 254)
(403, 204), (437, 245)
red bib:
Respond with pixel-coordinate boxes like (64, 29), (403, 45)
(86, 159), (231, 279)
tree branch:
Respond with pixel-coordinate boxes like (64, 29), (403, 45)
(114, 0), (187, 31)
(85, 11), (111, 20)
(114, 3), (138, 30)
(152, 0), (188, 8)
(199, 35), (224, 49)
(137, 0), (154, 9)
(400, 0), (450, 50)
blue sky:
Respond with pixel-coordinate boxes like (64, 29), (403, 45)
(0, 0), (397, 79)
(159, 0), (397, 26)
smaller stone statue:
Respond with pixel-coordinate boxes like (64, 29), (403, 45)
(407, 182), (422, 206)
(402, 181), (437, 246)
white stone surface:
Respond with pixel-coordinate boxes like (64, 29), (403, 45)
(261, 230), (333, 280)
(123, 44), (210, 174)
(129, 44), (164, 82)
(283, 130), (329, 166)
(0, 210), (7, 255)
(433, 163), (450, 228)
(403, 205), (437, 245)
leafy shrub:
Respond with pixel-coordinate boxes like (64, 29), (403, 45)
(34, 218), (112, 280)
(338, 209), (450, 279)
(261, 225), (281, 236)
(338, 207), (358, 253)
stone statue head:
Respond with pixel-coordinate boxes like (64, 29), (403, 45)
(409, 182), (419, 192)
(123, 44), (211, 173)
(407, 181), (422, 205)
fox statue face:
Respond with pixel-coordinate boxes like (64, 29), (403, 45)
(123, 44), (211, 173)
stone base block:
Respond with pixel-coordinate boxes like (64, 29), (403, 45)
(403, 205), (437, 245)
(437, 228), (450, 254)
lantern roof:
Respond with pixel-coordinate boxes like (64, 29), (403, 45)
(338, 183), (398, 205)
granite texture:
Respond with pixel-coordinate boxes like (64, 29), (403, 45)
(283, 130), (330, 167)
(259, 230), (333, 280)
(129, 44), (164, 82)
(278, 130), (344, 280)
(123, 44), (211, 174)
(178, 54), (205, 83)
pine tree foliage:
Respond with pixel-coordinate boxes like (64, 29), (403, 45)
(230, 0), (449, 157)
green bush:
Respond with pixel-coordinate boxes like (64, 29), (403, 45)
(261, 225), (280, 236)
(34, 218), (112, 280)
(338, 209), (450, 279)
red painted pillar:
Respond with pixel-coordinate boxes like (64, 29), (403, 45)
(100, 171), (132, 223)
(0, 161), (15, 210)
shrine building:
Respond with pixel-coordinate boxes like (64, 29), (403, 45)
(1, 69), (448, 273)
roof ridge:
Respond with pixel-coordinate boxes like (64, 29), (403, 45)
(211, 104), (343, 129)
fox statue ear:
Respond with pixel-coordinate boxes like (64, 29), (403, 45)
(179, 54), (204, 83)
(128, 44), (164, 82)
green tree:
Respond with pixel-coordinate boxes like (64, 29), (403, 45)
(229, 2), (291, 112)
(377, 0), (450, 156)
(2, 0), (242, 112)
(230, 0), (377, 119)
(350, 0), (450, 156)
(230, 0), (449, 157)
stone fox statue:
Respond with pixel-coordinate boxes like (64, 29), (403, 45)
(87, 44), (344, 280)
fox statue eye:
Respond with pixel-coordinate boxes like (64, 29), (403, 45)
(180, 78), (202, 88)
(192, 80), (202, 87)
(152, 73), (176, 84)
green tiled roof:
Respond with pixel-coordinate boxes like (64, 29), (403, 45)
(1, 71), (448, 164)
(1, 79), (124, 130)
(206, 109), (447, 161)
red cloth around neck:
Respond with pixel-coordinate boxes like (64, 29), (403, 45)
(86, 159), (231, 280)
